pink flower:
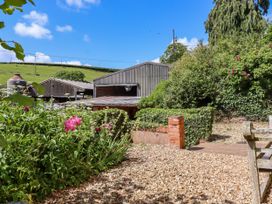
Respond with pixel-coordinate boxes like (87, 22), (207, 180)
(23, 106), (30, 112)
(64, 116), (82, 133)
(102, 123), (113, 131)
(95, 127), (101, 133)
(71, 116), (82, 126)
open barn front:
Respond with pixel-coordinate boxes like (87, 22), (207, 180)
(95, 84), (138, 97)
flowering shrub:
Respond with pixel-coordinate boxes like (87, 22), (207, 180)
(64, 116), (82, 132)
(0, 102), (130, 202)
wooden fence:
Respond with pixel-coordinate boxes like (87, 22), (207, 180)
(244, 117), (272, 204)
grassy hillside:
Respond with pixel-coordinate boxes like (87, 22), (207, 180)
(0, 63), (115, 85)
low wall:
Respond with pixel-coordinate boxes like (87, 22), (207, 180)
(132, 116), (185, 149)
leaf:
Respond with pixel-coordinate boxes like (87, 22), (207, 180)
(14, 41), (25, 60)
(0, 21), (4, 29)
(0, 135), (7, 148)
(32, 82), (45, 95)
(0, 40), (25, 60)
(4, 93), (34, 106)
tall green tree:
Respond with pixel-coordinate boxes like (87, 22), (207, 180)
(0, 0), (35, 60)
(205, 0), (269, 44)
(160, 42), (187, 64)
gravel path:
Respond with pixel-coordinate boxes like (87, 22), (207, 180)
(211, 120), (268, 144)
(43, 144), (254, 204)
(42, 119), (272, 203)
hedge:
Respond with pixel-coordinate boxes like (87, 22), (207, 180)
(135, 107), (214, 148)
(0, 103), (130, 202)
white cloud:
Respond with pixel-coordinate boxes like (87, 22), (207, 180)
(14, 11), (52, 40)
(14, 23), (52, 39)
(23, 10), (48, 26)
(152, 57), (160, 63)
(65, 0), (100, 8)
(83, 34), (90, 42)
(0, 47), (17, 62)
(177, 37), (200, 50)
(56, 25), (73, 32)
(24, 52), (51, 63)
(57, 60), (82, 66)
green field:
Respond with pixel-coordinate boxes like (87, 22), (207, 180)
(0, 63), (114, 85)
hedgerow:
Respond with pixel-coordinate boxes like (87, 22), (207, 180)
(135, 107), (214, 148)
(0, 103), (130, 202)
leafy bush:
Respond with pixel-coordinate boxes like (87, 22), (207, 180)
(138, 80), (170, 109)
(0, 103), (130, 202)
(54, 70), (86, 81)
(89, 108), (131, 139)
(135, 107), (214, 148)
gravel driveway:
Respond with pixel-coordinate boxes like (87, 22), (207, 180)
(42, 119), (272, 204)
(43, 144), (253, 204)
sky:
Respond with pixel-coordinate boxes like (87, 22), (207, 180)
(0, 0), (215, 68)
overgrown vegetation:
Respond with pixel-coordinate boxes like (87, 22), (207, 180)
(0, 103), (130, 202)
(140, 0), (272, 120)
(135, 107), (214, 148)
(54, 70), (86, 82)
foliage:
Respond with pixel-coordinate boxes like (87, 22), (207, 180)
(205, 0), (269, 44)
(0, 103), (130, 202)
(89, 108), (131, 139)
(162, 44), (221, 109)
(160, 42), (187, 64)
(138, 80), (170, 109)
(135, 107), (214, 148)
(54, 70), (86, 82)
(214, 34), (272, 119)
(0, 0), (35, 60)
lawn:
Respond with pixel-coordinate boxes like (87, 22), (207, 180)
(0, 63), (115, 85)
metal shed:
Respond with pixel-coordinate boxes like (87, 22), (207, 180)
(93, 62), (170, 98)
(41, 78), (93, 101)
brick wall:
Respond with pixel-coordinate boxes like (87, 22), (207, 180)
(132, 116), (185, 149)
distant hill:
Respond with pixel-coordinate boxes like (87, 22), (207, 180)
(0, 63), (117, 85)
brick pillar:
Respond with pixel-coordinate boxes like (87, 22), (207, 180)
(168, 116), (185, 149)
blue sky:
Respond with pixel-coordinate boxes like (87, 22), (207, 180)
(0, 0), (214, 68)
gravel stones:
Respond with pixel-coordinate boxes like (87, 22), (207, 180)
(42, 144), (253, 204)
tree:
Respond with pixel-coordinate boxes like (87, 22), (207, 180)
(160, 42), (187, 64)
(54, 70), (86, 82)
(205, 0), (269, 44)
(0, 0), (35, 60)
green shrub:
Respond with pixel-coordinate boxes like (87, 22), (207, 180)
(138, 80), (170, 109)
(0, 103), (130, 202)
(89, 108), (130, 138)
(135, 107), (214, 148)
(54, 70), (86, 82)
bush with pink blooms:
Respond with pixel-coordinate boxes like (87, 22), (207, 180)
(0, 102), (131, 203)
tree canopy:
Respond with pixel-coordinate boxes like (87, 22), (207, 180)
(205, 0), (270, 44)
(0, 0), (35, 60)
(160, 42), (187, 64)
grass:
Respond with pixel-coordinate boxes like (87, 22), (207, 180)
(0, 63), (114, 85)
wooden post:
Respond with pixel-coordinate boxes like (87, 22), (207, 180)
(269, 115), (272, 129)
(244, 122), (261, 204)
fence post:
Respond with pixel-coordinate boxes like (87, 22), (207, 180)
(168, 116), (185, 149)
(269, 115), (272, 129)
(244, 121), (261, 204)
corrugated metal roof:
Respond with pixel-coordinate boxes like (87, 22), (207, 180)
(66, 96), (140, 107)
(93, 62), (170, 82)
(41, 78), (93, 90)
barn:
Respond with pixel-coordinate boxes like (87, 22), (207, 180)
(41, 78), (93, 102)
(93, 62), (170, 98)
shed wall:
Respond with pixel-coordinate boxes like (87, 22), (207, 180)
(94, 63), (170, 97)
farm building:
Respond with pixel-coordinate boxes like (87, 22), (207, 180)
(41, 78), (93, 102)
(93, 62), (170, 98)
